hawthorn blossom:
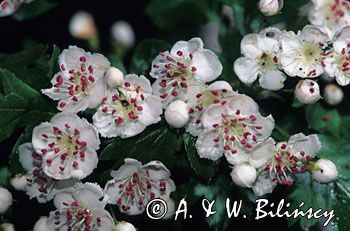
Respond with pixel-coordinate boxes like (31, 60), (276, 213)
(150, 37), (223, 107)
(165, 100), (190, 128)
(32, 113), (100, 180)
(186, 81), (237, 137)
(280, 25), (329, 78)
(18, 143), (78, 203)
(93, 74), (162, 138)
(195, 94), (274, 162)
(248, 133), (321, 196)
(323, 26), (350, 85)
(48, 183), (114, 231)
(104, 158), (176, 215)
(294, 79), (321, 104)
(0, 0), (33, 17)
(42, 46), (110, 113)
(234, 28), (286, 90)
(308, 0), (350, 37)
(258, 0), (284, 16)
(312, 159), (338, 183)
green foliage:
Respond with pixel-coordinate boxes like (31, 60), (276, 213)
(130, 39), (171, 75)
(305, 104), (341, 136)
(145, 0), (218, 30)
(184, 133), (217, 181)
(12, 0), (56, 21)
(0, 167), (11, 187)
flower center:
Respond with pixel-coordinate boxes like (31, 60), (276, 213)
(100, 82), (145, 126)
(115, 170), (166, 212)
(299, 42), (323, 65)
(262, 143), (314, 185)
(53, 201), (102, 230)
(155, 50), (198, 98)
(212, 110), (263, 154)
(55, 56), (95, 103)
(40, 124), (88, 172)
(256, 53), (278, 73)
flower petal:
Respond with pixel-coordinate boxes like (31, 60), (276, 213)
(287, 133), (321, 158)
(233, 57), (259, 85)
(192, 49), (223, 82)
(259, 69), (286, 90)
(249, 138), (276, 168)
(195, 130), (224, 161)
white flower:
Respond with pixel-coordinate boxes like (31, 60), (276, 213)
(324, 83), (344, 105)
(93, 74), (162, 138)
(294, 79), (321, 104)
(250, 133), (321, 196)
(280, 25), (329, 78)
(105, 67), (124, 87)
(104, 158), (176, 215)
(18, 143), (78, 203)
(114, 221), (136, 231)
(42, 46), (110, 113)
(165, 100), (190, 128)
(234, 29), (286, 90)
(34, 216), (52, 231)
(186, 81), (237, 137)
(10, 174), (27, 191)
(230, 164), (257, 188)
(111, 21), (135, 49)
(48, 183), (115, 231)
(323, 26), (350, 86)
(312, 159), (338, 183)
(0, 223), (15, 231)
(32, 113), (100, 180)
(69, 11), (97, 40)
(258, 0), (283, 16)
(196, 94), (274, 163)
(150, 38), (223, 107)
(0, 187), (12, 214)
(0, 0), (34, 17)
(308, 0), (350, 37)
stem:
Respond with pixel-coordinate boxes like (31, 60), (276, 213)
(275, 124), (290, 140)
(88, 35), (100, 52)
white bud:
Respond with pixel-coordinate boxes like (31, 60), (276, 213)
(0, 223), (15, 231)
(258, 0), (283, 16)
(105, 67), (124, 87)
(0, 187), (12, 214)
(10, 174), (27, 191)
(230, 164), (257, 188)
(295, 80), (321, 104)
(324, 84), (344, 106)
(165, 100), (190, 128)
(33, 216), (51, 231)
(114, 221), (136, 231)
(69, 11), (97, 40)
(111, 21), (135, 48)
(313, 159), (338, 184)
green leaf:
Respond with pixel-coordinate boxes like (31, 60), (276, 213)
(305, 104), (341, 136)
(184, 133), (217, 181)
(0, 69), (55, 141)
(12, 0), (56, 21)
(99, 125), (183, 168)
(47, 45), (61, 78)
(0, 167), (11, 187)
(145, 0), (217, 30)
(130, 39), (171, 75)
(0, 44), (48, 67)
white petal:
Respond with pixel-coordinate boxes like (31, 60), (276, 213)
(224, 146), (249, 165)
(195, 130), (224, 161)
(124, 74), (152, 93)
(256, 35), (279, 54)
(240, 34), (262, 59)
(69, 150), (98, 179)
(119, 121), (146, 138)
(301, 25), (329, 44)
(85, 77), (106, 108)
(201, 104), (226, 129)
(138, 95), (162, 125)
(192, 49), (223, 82)
(233, 57), (259, 84)
(249, 138), (276, 168)
(208, 81), (233, 92)
(110, 158), (142, 179)
(287, 133), (321, 158)
(224, 94), (259, 115)
(58, 46), (87, 72)
(259, 69), (286, 90)
(252, 172), (277, 196)
(18, 143), (36, 171)
(170, 38), (204, 57)
(252, 114), (275, 141)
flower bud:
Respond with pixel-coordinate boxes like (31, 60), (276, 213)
(0, 187), (12, 214)
(111, 21), (135, 49)
(0, 223), (15, 231)
(324, 84), (344, 106)
(313, 159), (338, 184)
(230, 164), (257, 188)
(114, 221), (136, 231)
(105, 67), (124, 87)
(258, 0), (283, 16)
(33, 216), (51, 231)
(295, 80), (321, 104)
(69, 11), (97, 40)
(165, 100), (190, 128)
(10, 174), (27, 191)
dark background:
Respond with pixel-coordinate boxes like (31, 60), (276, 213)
(0, 0), (288, 230)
